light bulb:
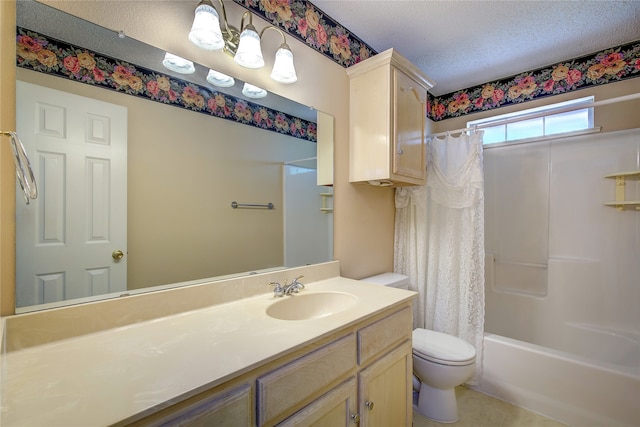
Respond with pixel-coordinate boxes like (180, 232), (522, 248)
(234, 25), (264, 69)
(206, 69), (235, 88)
(271, 44), (297, 83)
(242, 83), (267, 99)
(162, 52), (195, 74)
(188, 3), (225, 51)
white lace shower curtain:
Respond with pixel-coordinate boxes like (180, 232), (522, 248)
(394, 131), (485, 383)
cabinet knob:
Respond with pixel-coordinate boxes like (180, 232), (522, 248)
(351, 413), (360, 423)
(365, 400), (374, 411)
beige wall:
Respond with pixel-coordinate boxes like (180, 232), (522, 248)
(1, 0), (393, 315)
(1, 0), (17, 315)
(3, 1), (638, 316)
(31, 0), (395, 281)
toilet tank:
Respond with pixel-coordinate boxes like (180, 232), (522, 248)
(360, 272), (409, 290)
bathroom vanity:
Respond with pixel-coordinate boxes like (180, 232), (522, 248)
(0, 262), (417, 426)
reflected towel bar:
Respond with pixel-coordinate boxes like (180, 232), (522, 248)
(231, 201), (275, 210)
(1, 131), (38, 204)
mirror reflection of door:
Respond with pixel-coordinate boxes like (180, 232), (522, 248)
(16, 81), (127, 309)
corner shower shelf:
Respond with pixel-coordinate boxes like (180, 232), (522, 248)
(604, 171), (640, 211)
(320, 193), (333, 213)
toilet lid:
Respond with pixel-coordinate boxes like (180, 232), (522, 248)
(412, 329), (476, 364)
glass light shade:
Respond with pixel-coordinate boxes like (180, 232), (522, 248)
(162, 52), (195, 74)
(234, 25), (264, 69)
(188, 3), (225, 51)
(206, 69), (235, 87)
(270, 44), (297, 83)
(242, 83), (267, 99)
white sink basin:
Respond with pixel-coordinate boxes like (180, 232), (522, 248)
(266, 292), (358, 321)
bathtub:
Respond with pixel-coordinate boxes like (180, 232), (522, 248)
(474, 333), (640, 427)
(480, 128), (640, 426)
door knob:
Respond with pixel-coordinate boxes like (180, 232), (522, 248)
(112, 250), (124, 261)
(365, 400), (374, 410)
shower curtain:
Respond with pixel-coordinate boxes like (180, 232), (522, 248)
(395, 131), (485, 383)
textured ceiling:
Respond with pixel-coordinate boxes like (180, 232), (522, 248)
(310, 0), (640, 96)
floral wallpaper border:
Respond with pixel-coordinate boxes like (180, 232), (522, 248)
(427, 41), (640, 122)
(15, 27), (317, 143)
(235, 1), (640, 122)
(233, 0), (377, 67)
(17, 0), (640, 129)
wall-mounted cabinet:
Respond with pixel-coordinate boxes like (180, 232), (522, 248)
(347, 49), (435, 186)
(604, 171), (640, 211)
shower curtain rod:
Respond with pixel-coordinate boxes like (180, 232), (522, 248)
(427, 92), (640, 139)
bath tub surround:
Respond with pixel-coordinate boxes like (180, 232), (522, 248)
(482, 128), (640, 426)
(0, 262), (418, 426)
(476, 334), (640, 427)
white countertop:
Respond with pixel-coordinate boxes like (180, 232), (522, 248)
(0, 277), (415, 426)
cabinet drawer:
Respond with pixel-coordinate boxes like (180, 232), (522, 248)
(142, 383), (252, 427)
(257, 334), (357, 426)
(358, 307), (412, 365)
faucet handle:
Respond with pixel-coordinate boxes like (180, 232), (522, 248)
(291, 275), (305, 289)
(285, 275), (304, 294)
(268, 281), (285, 297)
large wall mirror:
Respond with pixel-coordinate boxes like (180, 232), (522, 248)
(15, 0), (334, 312)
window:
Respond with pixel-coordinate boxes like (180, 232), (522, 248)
(468, 96), (594, 145)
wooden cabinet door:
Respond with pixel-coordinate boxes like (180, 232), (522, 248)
(392, 69), (427, 182)
(278, 378), (357, 427)
(358, 341), (413, 427)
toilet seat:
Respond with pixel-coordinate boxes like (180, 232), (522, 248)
(412, 329), (476, 366)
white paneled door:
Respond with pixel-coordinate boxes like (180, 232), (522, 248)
(16, 81), (127, 308)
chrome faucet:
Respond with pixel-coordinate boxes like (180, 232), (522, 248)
(268, 276), (305, 297)
(283, 275), (305, 295)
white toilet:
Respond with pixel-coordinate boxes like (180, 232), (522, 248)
(361, 273), (477, 424)
(412, 328), (476, 423)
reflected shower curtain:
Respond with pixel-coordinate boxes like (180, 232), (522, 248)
(395, 131), (485, 383)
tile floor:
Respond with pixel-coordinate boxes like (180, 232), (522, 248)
(412, 387), (568, 427)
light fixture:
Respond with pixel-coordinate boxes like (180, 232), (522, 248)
(162, 52), (195, 74)
(187, 0), (297, 84)
(270, 39), (297, 83)
(206, 69), (235, 87)
(188, 1), (224, 50)
(242, 82), (267, 99)
(234, 13), (264, 69)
